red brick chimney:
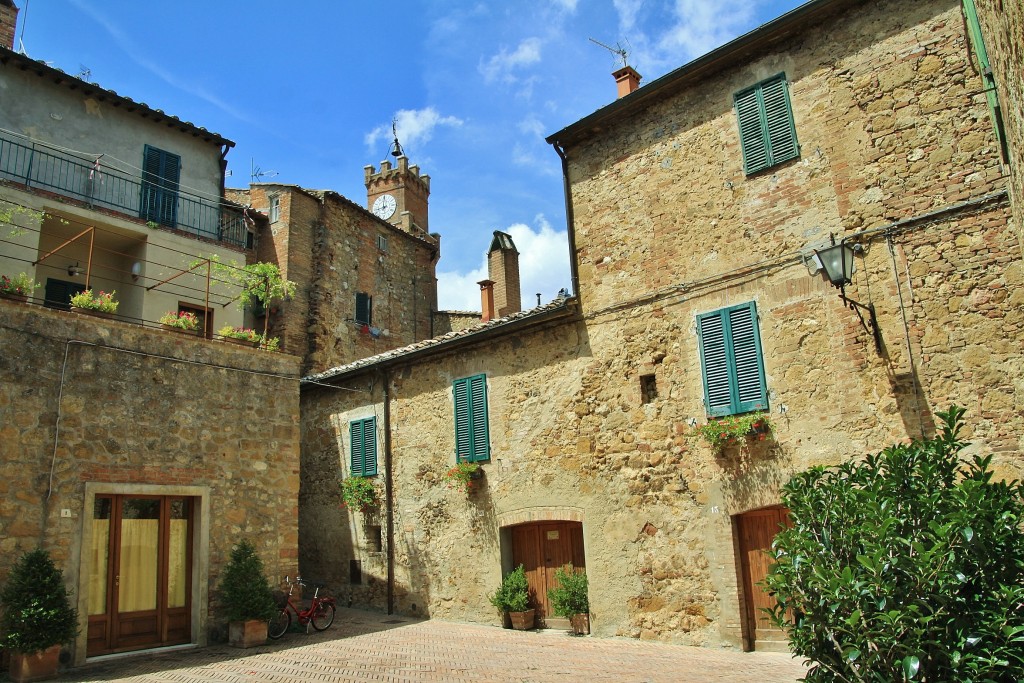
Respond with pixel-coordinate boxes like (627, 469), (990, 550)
(487, 231), (521, 318)
(0, 1), (19, 51)
(613, 65), (641, 98)
(478, 279), (496, 322)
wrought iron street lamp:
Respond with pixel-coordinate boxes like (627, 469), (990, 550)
(814, 236), (882, 353)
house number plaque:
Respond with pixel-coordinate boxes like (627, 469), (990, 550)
(546, 530), (560, 540)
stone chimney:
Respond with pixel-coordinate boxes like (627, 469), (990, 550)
(478, 279), (495, 323)
(613, 65), (641, 98)
(487, 231), (521, 318)
(0, 1), (19, 51)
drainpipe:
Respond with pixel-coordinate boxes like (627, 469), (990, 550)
(551, 143), (581, 299)
(381, 367), (395, 614)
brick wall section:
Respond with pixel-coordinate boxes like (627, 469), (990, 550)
(0, 302), (301, 655)
(299, 0), (1023, 648)
(976, 0), (1024, 239)
(489, 247), (521, 317)
(228, 185), (438, 375)
(0, 1), (17, 50)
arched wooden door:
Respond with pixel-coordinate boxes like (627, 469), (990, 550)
(510, 521), (585, 628)
(735, 505), (790, 651)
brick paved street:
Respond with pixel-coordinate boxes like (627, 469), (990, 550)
(47, 608), (807, 682)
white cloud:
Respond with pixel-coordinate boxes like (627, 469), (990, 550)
(552, 0), (579, 11)
(437, 214), (570, 312)
(479, 37), (543, 84)
(364, 108), (464, 153)
(517, 115), (546, 139)
(613, 0), (644, 33)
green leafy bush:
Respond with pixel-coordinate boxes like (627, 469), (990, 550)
(547, 564), (589, 618)
(0, 548), (79, 654)
(489, 564), (530, 613)
(765, 406), (1024, 681)
(340, 476), (378, 511)
(218, 540), (277, 622)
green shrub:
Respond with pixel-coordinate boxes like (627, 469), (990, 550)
(765, 406), (1024, 681)
(489, 564), (530, 613)
(547, 564), (589, 618)
(218, 540), (277, 622)
(0, 548), (79, 654)
(340, 476), (378, 511)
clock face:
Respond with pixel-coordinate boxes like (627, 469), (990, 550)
(372, 194), (397, 220)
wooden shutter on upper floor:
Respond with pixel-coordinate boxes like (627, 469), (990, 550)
(734, 73), (799, 175)
(453, 374), (490, 462)
(349, 417), (377, 476)
(698, 301), (768, 417)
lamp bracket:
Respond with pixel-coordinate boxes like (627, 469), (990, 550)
(839, 287), (882, 354)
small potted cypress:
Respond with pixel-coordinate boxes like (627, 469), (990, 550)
(489, 564), (534, 630)
(0, 548), (79, 682)
(219, 540), (277, 648)
(547, 564), (590, 636)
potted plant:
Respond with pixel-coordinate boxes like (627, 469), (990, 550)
(340, 476), (378, 513)
(159, 310), (200, 334)
(489, 564), (534, 630)
(547, 564), (590, 636)
(218, 325), (261, 347)
(0, 548), (79, 682)
(69, 289), (118, 317)
(0, 273), (40, 301)
(219, 539), (277, 648)
(693, 411), (774, 450)
(444, 461), (482, 495)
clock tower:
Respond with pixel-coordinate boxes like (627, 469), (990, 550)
(365, 154), (431, 236)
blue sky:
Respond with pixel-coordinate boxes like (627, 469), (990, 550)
(16, 0), (804, 310)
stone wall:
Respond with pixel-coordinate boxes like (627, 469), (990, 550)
(0, 301), (301, 662)
(298, 0), (1023, 649)
(976, 0), (1024, 240)
(432, 310), (482, 335)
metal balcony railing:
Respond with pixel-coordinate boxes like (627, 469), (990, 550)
(0, 131), (250, 249)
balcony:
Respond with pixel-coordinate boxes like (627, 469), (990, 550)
(0, 130), (250, 249)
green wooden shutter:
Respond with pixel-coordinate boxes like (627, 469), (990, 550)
(729, 303), (768, 414)
(140, 145), (180, 227)
(349, 417), (377, 476)
(468, 374), (489, 462)
(453, 375), (490, 462)
(735, 88), (769, 175)
(735, 74), (799, 175)
(698, 302), (768, 416)
(962, 0), (1009, 162)
(761, 76), (799, 166)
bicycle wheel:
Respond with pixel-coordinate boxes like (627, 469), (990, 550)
(310, 602), (335, 631)
(267, 608), (291, 639)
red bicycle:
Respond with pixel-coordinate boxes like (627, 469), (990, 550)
(268, 575), (336, 639)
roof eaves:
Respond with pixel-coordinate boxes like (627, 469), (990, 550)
(302, 297), (578, 387)
(0, 46), (235, 148)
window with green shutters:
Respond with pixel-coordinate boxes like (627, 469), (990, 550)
(453, 374), (489, 463)
(734, 73), (799, 175)
(139, 145), (181, 227)
(962, 0), (1009, 163)
(355, 292), (372, 325)
(349, 417), (378, 476)
(697, 301), (768, 417)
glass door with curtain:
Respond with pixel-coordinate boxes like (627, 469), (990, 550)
(86, 495), (193, 656)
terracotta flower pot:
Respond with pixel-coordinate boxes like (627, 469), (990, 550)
(0, 293), (28, 303)
(71, 306), (114, 319)
(508, 608), (535, 630)
(161, 324), (199, 335)
(229, 619), (269, 648)
(9, 645), (61, 682)
(569, 613), (590, 636)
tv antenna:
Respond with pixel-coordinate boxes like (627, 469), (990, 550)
(250, 158), (278, 184)
(76, 65), (92, 82)
(589, 37), (630, 68)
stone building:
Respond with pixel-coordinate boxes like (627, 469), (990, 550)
(226, 179), (440, 373)
(298, 0), (1023, 652)
(0, 6), (300, 667)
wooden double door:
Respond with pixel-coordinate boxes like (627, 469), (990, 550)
(510, 521), (585, 628)
(87, 495), (193, 656)
(736, 505), (791, 651)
